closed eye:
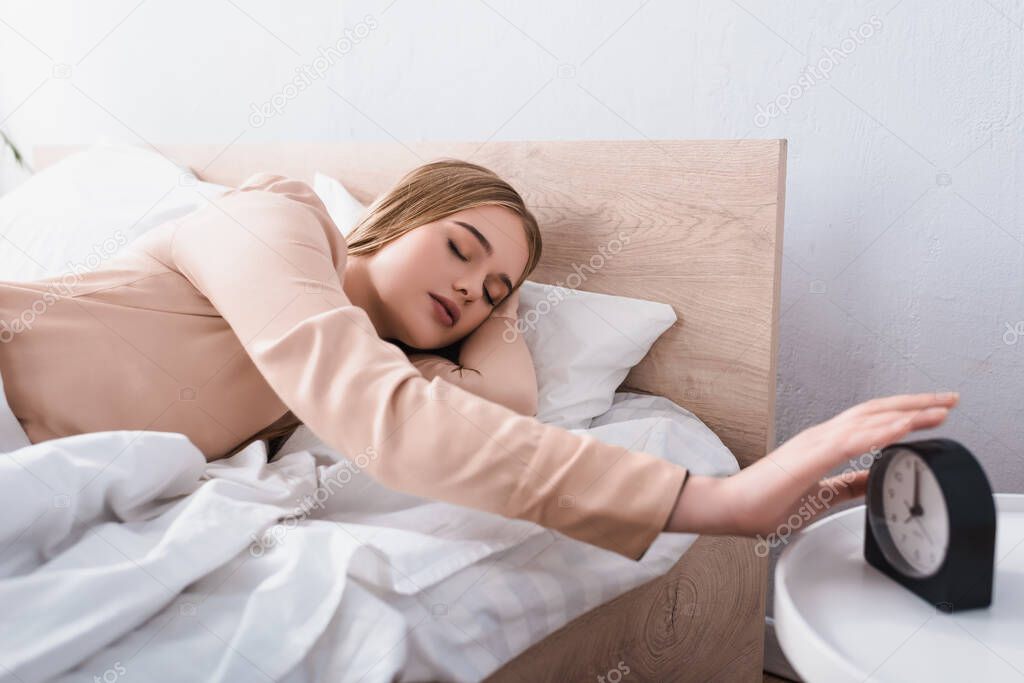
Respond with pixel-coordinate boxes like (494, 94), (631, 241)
(448, 238), (495, 306)
(448, 238), (468, 263)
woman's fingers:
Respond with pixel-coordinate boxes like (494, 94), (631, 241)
(845, 391), (959, 417)
(860, 405), (952, 431)
(865, 404), (951, 438)
(837, 406), (951, 459)
(805, 470), (871, 519)
(831, 394), (956, 454)
(824, 469), (870, 499)
(809, 469), (870, 505)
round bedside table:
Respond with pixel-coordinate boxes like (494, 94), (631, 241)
(774, 493), (1024, 683)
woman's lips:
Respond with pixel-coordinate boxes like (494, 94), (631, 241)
(430, 294), (456, 327)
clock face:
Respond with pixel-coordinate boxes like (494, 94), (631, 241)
(871, 449), (951, 577)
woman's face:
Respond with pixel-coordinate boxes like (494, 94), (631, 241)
(362, 204), (530, 350)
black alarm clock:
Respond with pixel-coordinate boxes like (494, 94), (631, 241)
(864, 438), (996, 612)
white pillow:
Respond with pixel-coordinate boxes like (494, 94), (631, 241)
(313, 171), (678, 429)
(0, 143), (229, 281)
(313, 171), (366, 236)
(516, 281), (676, 428)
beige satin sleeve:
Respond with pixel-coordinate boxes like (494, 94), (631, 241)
(169, 172), (689, 560)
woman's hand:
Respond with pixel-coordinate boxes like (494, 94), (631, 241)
(447, 286), (536, 415)
(665, 391), (960, 539)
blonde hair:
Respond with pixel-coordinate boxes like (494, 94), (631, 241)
(226, 159), (542, 460)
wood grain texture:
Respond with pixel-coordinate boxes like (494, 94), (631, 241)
(36, 139), (786, 682)
(487, 536), (769, 683)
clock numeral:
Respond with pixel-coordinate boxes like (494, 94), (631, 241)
(894, 471), (903, 482)
(890, 513), (897, 522)
(887, 488), (894, 498)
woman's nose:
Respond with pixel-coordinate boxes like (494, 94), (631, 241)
(453, 280), (478, 301)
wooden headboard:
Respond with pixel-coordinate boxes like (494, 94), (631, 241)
(36, 140), (787, 466)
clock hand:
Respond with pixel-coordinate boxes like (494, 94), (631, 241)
(912, 461), (922, 515)
(912, 515), (934, 545)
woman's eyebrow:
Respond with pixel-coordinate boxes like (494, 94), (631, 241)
(454, 221), (513, 292)
(454, 221), (492, 255)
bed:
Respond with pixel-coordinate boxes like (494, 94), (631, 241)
(33, 139), (788, 682)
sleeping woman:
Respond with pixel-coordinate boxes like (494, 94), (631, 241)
(0, 160), (959, 559)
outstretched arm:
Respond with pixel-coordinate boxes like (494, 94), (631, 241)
(169, 172), (687, 561)
(408, 289), (538, 416)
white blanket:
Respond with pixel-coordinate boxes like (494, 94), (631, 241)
(0, 386), (738, 683)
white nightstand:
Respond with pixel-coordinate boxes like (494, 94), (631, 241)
(774, 493), (1024, 682)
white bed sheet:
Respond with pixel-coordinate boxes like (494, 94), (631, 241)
(0, 387), (738, 683)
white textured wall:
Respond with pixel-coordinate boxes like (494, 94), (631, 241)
(1, 2), (1020, 493)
